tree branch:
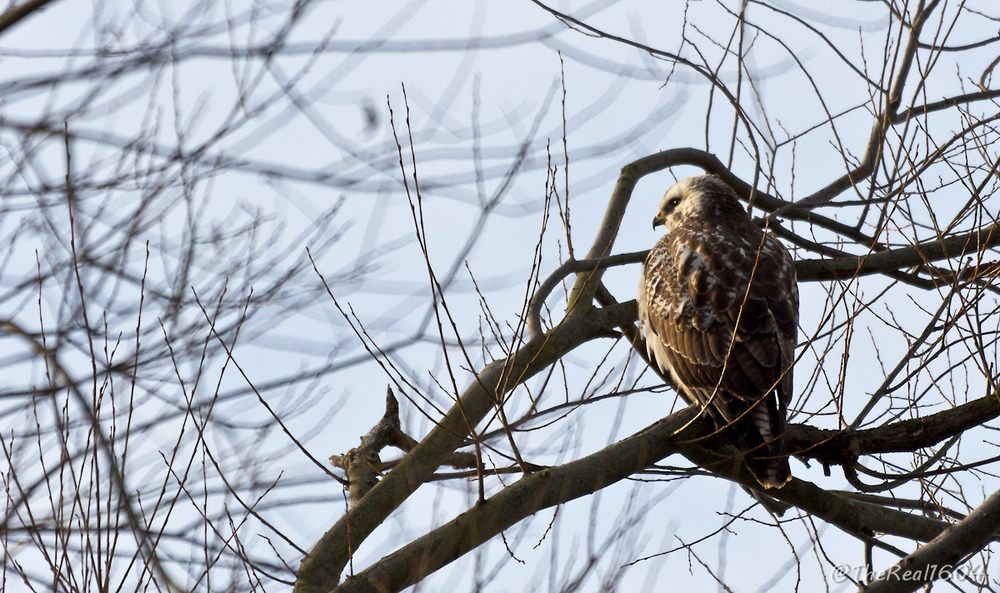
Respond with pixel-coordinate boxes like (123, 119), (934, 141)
(330, 406), (703, 593)
(786, 389), (1000, 467)
(528, 251), (647, 339)
(294, 306), (625, 593)
(327, 400), (967, 593)
(0, 0), (60, 36)
(329, 387), (423, 505)
(795, 223), (1000, 282)
(861, 488), (1000, 593)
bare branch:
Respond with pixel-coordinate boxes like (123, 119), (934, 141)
(862, 488), (1000, 593)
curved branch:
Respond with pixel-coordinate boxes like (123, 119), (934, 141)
(330, 406), (703, 593)
(564, 149), (700, 313)
(294, 304), (626, 593)
(0, 0), (59, 36)
(678, 446), (949, 543)
(527, 251), (646, 339)
(862, 488), (1000, 593)
(795, 222), (1000, 282)
(329, 402), (962, 593)
(786, 389), (1000, 466)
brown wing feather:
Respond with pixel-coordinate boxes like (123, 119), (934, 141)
(639, 215), (798, 489)
(641, 226), (795, 399)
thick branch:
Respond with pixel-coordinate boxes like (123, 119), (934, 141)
(308, 347), (994, 593)
(330, 407), (702, 593)
(862, 488), (1000, 593)
(329, 404), (961, 593)
(329, 387), (422, 505)
(0, 0), (60, 36)
(680, 445), (949, 543)
(786, 390), (1000, 466)
(294, 305), (627, 593)
(795, 223), (1000, 282)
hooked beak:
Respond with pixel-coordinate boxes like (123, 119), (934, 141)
(652, 214), (665, 230)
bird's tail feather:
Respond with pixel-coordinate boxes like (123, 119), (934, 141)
(738, 396), (791, 489)
(745, 446), (791, 489)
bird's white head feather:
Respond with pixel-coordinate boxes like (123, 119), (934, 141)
(653, 175), (741, 232)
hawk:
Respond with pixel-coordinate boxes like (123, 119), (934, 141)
(637, 175), (798, 489)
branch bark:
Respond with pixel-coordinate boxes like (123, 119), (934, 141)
(785, 389), (1000, 466)
(330, 407), (703, 593)
(861, 488), (1000, 593)
(327, 403), (966, 593)
(0, 0), (60, 36)
(294, 303), (634, 593)
(795, 223), (1000, 282)
(329, 387), (421, 506)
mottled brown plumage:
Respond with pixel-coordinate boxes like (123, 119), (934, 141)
(638, 175), (798, 488)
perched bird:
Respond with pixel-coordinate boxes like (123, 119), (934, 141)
(637, 175), (798, 488)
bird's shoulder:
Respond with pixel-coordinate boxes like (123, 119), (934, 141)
(642, 221), (797, 335)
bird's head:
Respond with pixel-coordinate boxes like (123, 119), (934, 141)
(652, 175), (742, 232)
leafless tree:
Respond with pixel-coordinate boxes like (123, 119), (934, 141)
(2, 2), (1000, 593)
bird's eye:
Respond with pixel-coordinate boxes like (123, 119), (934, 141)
(664, 196), (681, 213)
